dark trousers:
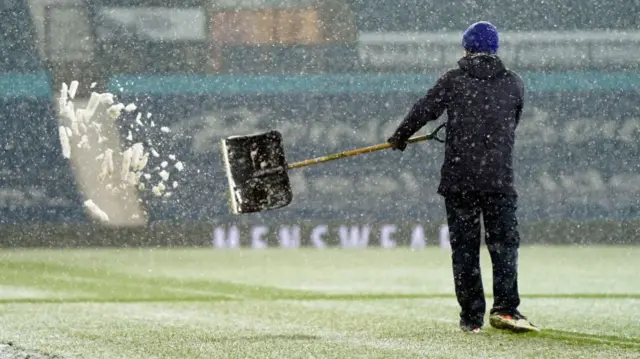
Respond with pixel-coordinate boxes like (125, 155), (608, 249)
(444, 191), (521, 327)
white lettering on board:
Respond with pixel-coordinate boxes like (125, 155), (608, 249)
(310, 225), (328, 248)
(380, 224), (397, 248)
(251, 226), (269, 249)
(338, 225), (370, 248)
(410, 225), (427, 250)
(212, 225), (240, 248)
(279, 225), (301, 248)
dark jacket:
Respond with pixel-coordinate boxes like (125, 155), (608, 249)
(388, 54), (524, 197)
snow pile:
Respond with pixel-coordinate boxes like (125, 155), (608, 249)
(57, 81), (185, 223)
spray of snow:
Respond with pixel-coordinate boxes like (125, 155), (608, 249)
(56, 80), (187, 223)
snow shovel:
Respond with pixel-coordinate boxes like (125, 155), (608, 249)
(221, 123), (446, 215)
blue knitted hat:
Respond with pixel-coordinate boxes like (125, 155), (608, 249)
(462, 21), (499, 54)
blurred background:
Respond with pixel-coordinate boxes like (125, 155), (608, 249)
(1, 0), (639, 246)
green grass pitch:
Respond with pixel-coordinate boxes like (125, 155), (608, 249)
(1, 246), (639, 358)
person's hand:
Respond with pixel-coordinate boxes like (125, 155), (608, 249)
(387, 135), (407, 151)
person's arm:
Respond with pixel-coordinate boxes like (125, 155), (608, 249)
(514, 73), (525, 127)
(387, 71), (453, 151)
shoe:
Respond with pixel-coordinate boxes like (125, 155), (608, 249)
(460, 327), (482, 334)
(460, 322), (482, 333)
(489, 311), (540, 333)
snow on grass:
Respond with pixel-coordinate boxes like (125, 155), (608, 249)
(1, 247), (640, 358)
(1, 297), (639, 359)
(0, 286), (56, 300)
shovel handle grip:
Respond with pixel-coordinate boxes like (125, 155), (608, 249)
(287, 123), (445, 170)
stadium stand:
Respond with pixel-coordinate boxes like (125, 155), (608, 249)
(0, 0), (83, 223)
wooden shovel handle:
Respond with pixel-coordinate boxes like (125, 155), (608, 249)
(287, 123), (446, 170)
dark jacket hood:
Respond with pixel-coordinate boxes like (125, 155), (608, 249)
(458, 54), (506, 79)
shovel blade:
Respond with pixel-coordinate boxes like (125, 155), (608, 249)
(221, 130), (293, 214)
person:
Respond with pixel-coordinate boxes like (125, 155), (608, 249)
(387, 21), (539, 334)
